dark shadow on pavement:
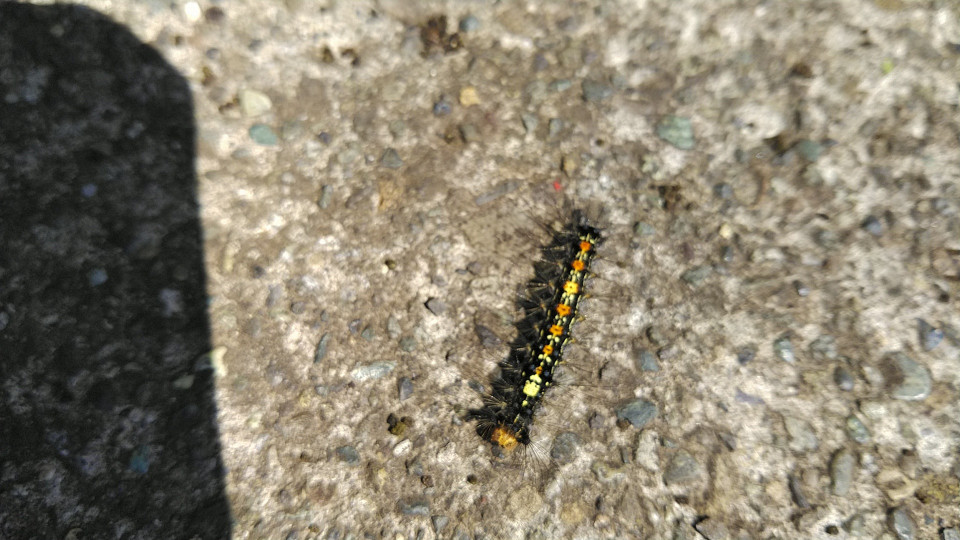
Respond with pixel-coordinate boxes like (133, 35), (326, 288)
(0, 3), (231, 538)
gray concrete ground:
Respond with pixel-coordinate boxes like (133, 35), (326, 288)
(2, 0), (959, 539)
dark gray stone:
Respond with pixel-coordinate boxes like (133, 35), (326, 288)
(616, 399), (658, 429)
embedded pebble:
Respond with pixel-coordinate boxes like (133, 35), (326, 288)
(459, 123), (480, 143)
(713, 182), (733, 199)
(398, 377), (413, 401)
(845, 415), (871, 444)
(399, 336), (417, 352)
(736, 347), (755, 365)
(881, 352), (932, 401)
(680, 265), (712, 286)
(942, 527), (960, 540)
(351, 361), (395, 382)
(249, 123), (278, 145)
(830, 448), (855, 496)
(548, 117), (564, 137)
(458, 15), (480, 32)
(549, 78), (572, 92)
(335, 445), (359, 465)
(432, 97), (452, 116)
(793, 280), (810, 296)
(521, 112), (539, 133)
(386, 316), (401, 338)
(888, 507), (916, 540)
(432, 515), (449, 533)
(380, 148), (403, 169)
(694, 517), (729, 540)
(833, 365), (855, 391)
(662, 450), (701, 484)
(616, 399), (657, 429)
(239, 88), (272, 116)
(398, 497), (430, 516)
(861, 215), (884, 236)
(637, 349), (660, 372)
(424, 297), (446, 315)
(795, 139), (823, 162)
(788, 474), (810, 509)
(458, 86), (480, 106)
(581, 79), (612, 102)
(550, 432), (582, 464)
(313, 334), (330, 363)
(657, 115), (695, 149)
(773, 335), (796, 364)
(917, 319), (943, 351)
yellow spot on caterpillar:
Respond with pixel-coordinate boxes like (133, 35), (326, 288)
(491, 426), (519, 450)
(563, 281), (579, 295)
(556, 304), (572, 317)
(523, 375), (542, 397)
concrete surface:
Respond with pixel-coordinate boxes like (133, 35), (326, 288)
(1, 0), (958, 539)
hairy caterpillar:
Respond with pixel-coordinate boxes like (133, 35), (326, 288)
(470, 209), (603, 450)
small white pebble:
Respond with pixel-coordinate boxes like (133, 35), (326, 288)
(184, 1), (202, 22)
(392, 439), (412, 456)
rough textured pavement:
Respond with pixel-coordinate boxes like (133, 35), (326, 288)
(1, 1), (958, 539)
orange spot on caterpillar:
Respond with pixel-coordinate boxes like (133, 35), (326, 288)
(563, 281), (579, 295)
(542, 344), (554, 355)
(549, 324), (564, 337)
(491, 426), (519, 450)
(535, 365), (543, 375)
(580, 240), (592, 252)
(571, 260), (585, 271)
(556, 304), (572, 317)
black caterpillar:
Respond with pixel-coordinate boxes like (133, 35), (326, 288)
(470, 210), (603, 450)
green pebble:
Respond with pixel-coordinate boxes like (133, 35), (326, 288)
(656, 115), (695, 150)
(846, 415), (871, 444)
(248, 123), (278, 145)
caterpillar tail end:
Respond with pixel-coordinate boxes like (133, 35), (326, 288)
(490, 425), (520, 451)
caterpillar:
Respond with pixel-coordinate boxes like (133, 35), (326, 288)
(470, 209), (603, 451)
